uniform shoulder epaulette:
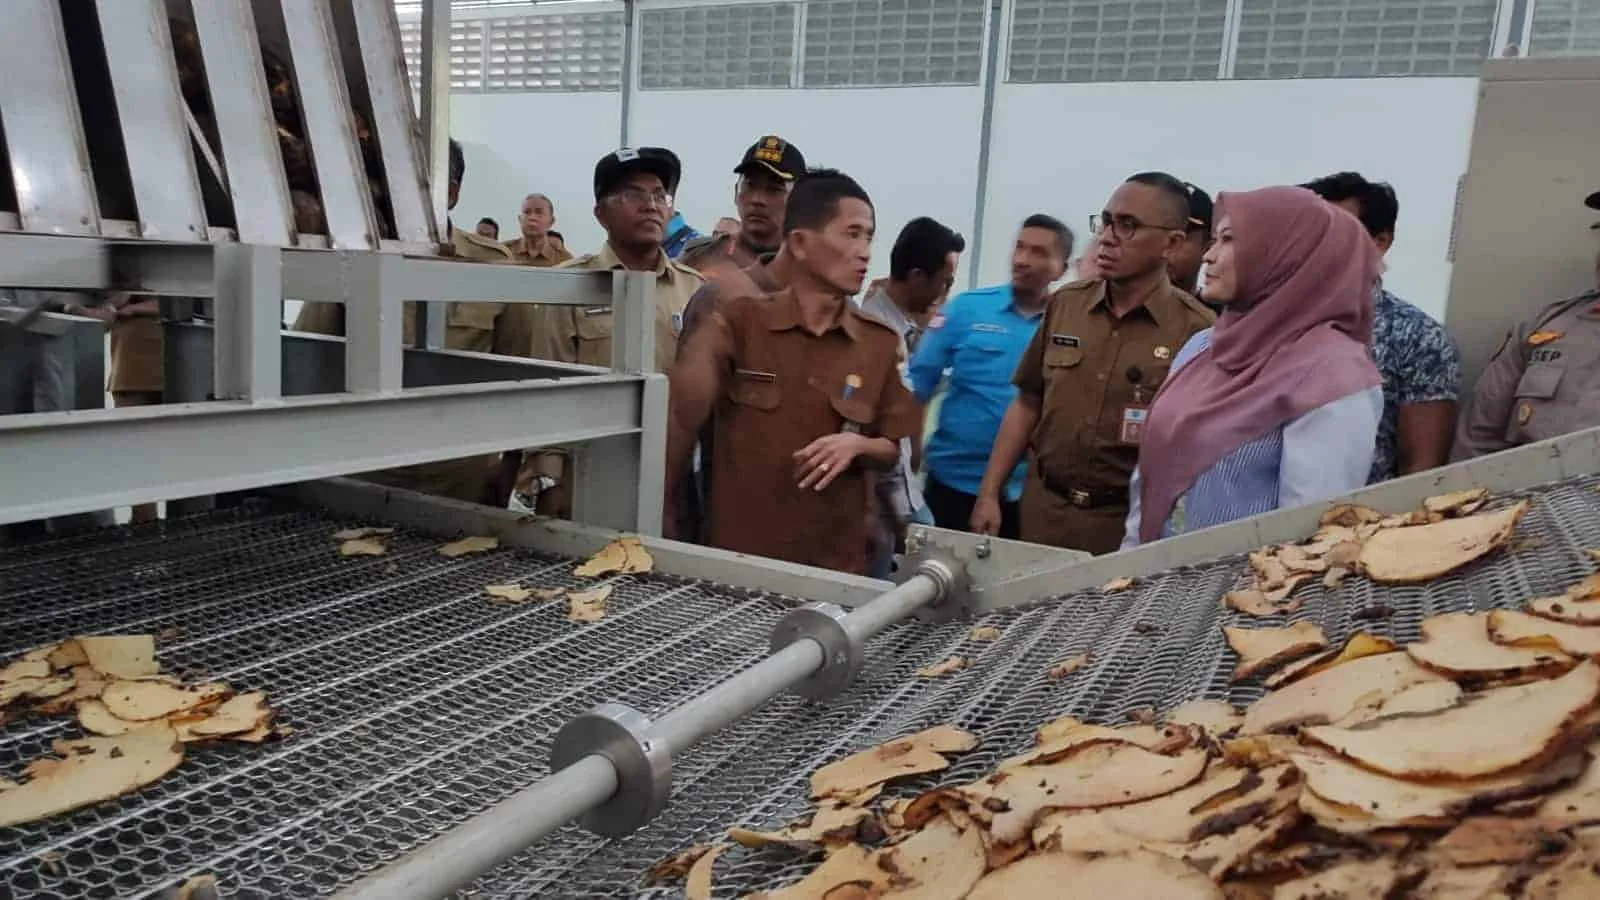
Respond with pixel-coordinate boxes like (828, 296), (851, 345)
(850, 306), (900, 337)
(556, 254), (598, 270)
(679, 233), (727, 264)
(1531, 290), (1600, 330)
(1058, 276), (1099, 291)
(454, 229), (513, 259)
(669, 258), (706, 280)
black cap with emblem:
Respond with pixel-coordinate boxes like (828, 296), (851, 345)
(593, 147), (681, 201)
(1183, 182), (1214, 232)
(735, 135), (807, 182)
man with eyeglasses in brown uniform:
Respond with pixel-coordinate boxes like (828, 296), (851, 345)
(521, 147), (706, 518)
(971, 172), (1215, 554)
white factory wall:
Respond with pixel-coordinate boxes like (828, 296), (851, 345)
(448, 77), (1479, 318)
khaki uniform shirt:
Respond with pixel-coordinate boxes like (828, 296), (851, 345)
(109, 315), (163, 395)
(504, 235), (573, 268)
(292, 227), (524, 355)
(538, 243), (704, 373)
(666, 289), (922, 574)
(1453, 290), (1600, 461)
(1012, 278), (1214, 554)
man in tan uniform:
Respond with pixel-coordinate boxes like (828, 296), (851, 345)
(971, 172), (1215, 554)
(1453, 190), (1600, 460)
(503, 193), (572, 269)
(105, 294), (165, 522)
(523, 147), (705, 517)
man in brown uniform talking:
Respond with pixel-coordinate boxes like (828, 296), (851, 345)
(665, 170), (922, 574)
(972, 172), (1214, 554)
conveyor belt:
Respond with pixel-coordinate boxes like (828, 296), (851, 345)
(3, 477), (1600, 898)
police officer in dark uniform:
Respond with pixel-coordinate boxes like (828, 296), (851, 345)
(1454, 189), (1600, 459)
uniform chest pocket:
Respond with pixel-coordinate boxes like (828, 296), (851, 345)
(728, 375), (780, 410)
(575, 308), (614, 342)
(1514, 365), (1563, 400)
(1045, 345), (1083, 368)
(828, 393), (875, 430)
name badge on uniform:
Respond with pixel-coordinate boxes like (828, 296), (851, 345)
(1119, 405), (1149, 445)
(734, 368), (776, 383)
(1051, 334), (1080, 347)
(583, 306), (610, 316)
(972, 322), (1006, 334)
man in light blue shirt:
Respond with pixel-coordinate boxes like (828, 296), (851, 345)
(907, 215), (1072, 538)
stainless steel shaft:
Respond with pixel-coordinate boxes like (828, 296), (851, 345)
(332, 573), (943, 900)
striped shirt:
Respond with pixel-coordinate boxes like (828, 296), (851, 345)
(1122, 329), (1382, 547)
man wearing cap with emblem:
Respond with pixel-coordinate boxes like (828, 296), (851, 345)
(970, 172), (1215, 554)
(1453, 188), (1600, 460)
(521, 147), (706, 518)
(680, 135), (807, 302)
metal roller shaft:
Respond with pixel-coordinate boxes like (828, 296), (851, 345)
(333, 573), (944, 900)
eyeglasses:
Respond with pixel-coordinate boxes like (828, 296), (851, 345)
(1089, 211), (1185, 242)
(609, 187), (672, 208)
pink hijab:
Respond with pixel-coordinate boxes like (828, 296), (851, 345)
(1136, 186), (1381, 544)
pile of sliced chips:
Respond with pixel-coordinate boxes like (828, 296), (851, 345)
(1226, 491), (1523, 617)
(651, 489), (1600, 898)
(0, 634), (279, 827)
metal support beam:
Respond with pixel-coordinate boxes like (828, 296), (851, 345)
(281, 0), (382, 250)
(343, 253), (406, 392)
(965, 0), (1005, 291)
(281, 249), (617, 305)
(94, 0), (209, 242)
(211, 244), (283, 401)
(0, 376), (648, 526)
(608, 270), (656, 373)
(419, 0), (451, 235)
(191, 0), (295, 246)
(572, 374), (667, 534)
(619, 0), (638, 145)
(346, 0), (437, 245)
(0, 1), (100, 236)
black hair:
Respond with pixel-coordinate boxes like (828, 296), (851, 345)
(448, 138), (465, 186)
(477, 216), (498, 230)
(1302, 171), (1399, 238)
(1020, 213), (1074, 258)
(549, 230), (565, 242)
(782, 168), (873, 236)
(890, 217), (966, 280)
(1123, 171), (1191, 228)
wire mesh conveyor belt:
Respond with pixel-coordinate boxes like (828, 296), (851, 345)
(4, 476), (1600, 899)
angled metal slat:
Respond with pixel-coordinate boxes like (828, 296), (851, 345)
(191, 0), (295, 246)
(349, 0), (437, 247)
(94, 0), (209, 242)
(0, 0), (100, 235)
(281, 0), (380, 249)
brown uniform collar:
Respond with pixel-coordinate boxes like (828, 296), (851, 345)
(760, 288), (867, 341)
(1082, 277), (1186, 330)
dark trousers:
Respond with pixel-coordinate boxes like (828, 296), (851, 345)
(924, 474), (1020, 540)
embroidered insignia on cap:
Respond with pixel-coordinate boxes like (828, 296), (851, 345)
(1528, 330), (1564, 346)
(615, 148), (640, 162)
(1153, 345), (1172, 360)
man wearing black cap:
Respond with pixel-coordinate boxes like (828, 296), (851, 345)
(1455, 188), (1600, 461)
(523, 147), (705, 518)
(680, 135), (807, 299)
(1168, 182), (1214, 302)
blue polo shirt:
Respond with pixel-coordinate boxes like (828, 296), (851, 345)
(907, 284), (1043, 502)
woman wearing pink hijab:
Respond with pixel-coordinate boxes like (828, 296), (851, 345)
(1122, 186), (1383, 547)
